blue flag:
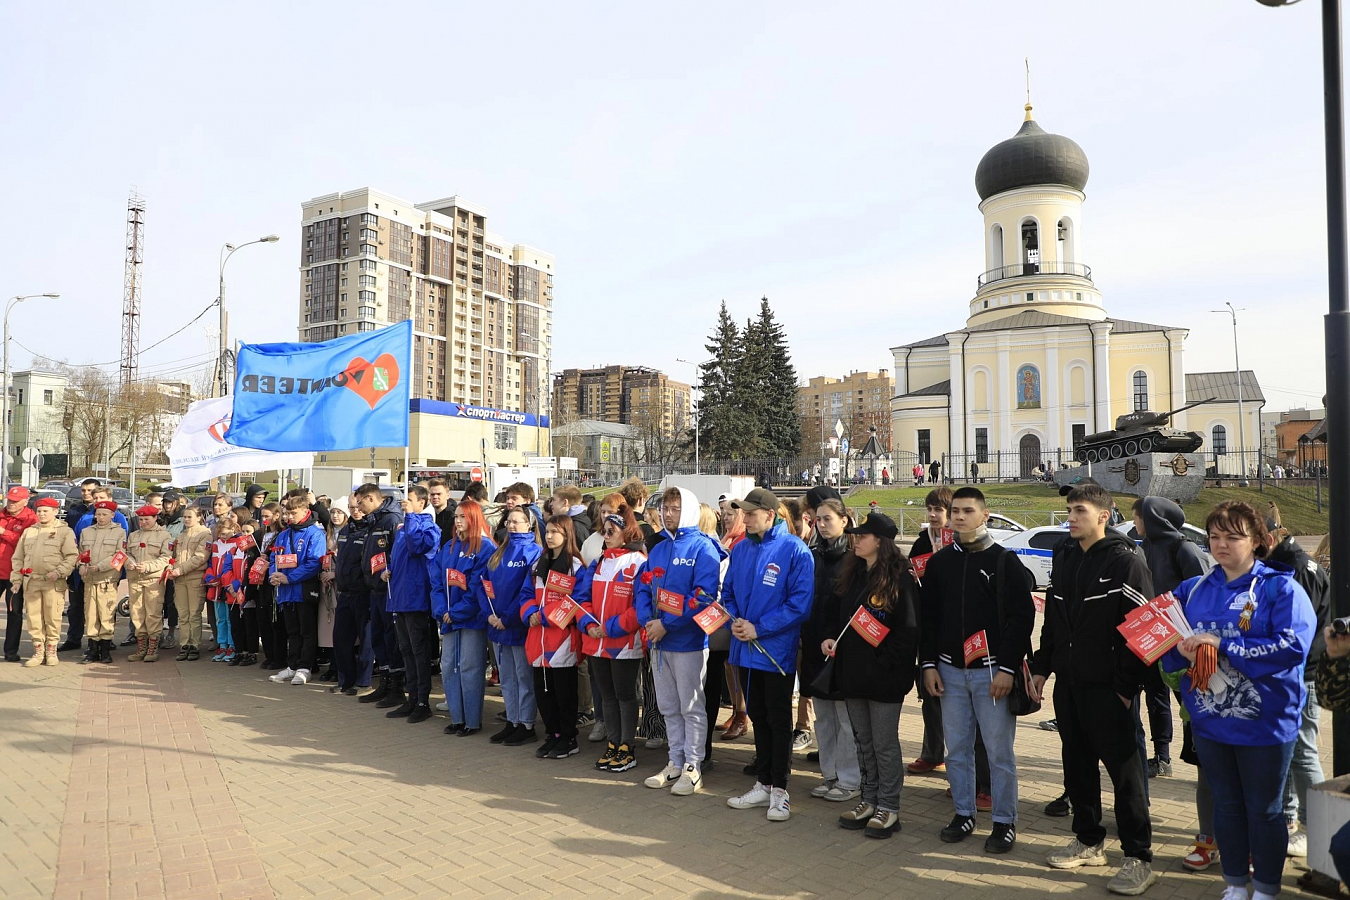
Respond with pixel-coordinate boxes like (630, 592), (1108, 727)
(224, 320), (412, 452)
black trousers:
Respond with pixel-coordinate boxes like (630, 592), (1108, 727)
(1055, 681), (1154, 861)
(282, 598), (319, 673)
(373, 591), (402, 673)
(333, 591), (372, 690)
(533, 664), (579, 739)
(228, 604), (257, 655)
(255, 583), (283, 664)
(2, 580), (21, 658)
(745, 666), (796, 789)
(1141, 663), (1173, 758)
(394, 613), (435, 705)
(65, 578), (84, 643)
(703, 649), (730, 762)
(163, 580), (178, 629)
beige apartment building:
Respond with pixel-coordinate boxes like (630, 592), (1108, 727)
(553, 366), (691, 434)
(298, 189), (553, 411)
(797, 371), (895, 454)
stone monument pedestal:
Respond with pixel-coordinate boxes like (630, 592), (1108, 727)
(1054, 452), (1205, 504)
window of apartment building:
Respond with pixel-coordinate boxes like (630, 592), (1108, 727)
(359, 290), (376, 303)
(306, 254), (312, 264)
(341, 278), (347, 287)
(362, 213), (378, 226)
(975, 428), (988, 463)
(340, 293), (347, 303)
(360, 228), (379, 241)
(359, 259), (377, 271)
(358, 322), (375, 332)
(16, 389), (23, 406)
(359, 306), (376, 318)
(917, 429), (931, 465)
(43, 390), (53, 405)
(359, 275), (376, 288)
(342, 262), (349, 272)
(361, 244), (377, 257)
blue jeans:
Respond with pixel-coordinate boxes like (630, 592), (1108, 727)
(1283, 681), (1324, 827)
(1194, 734), (1296, 896)
(441, 629), (489, 729)
(938, 663), (1018, 823)
(213, 600), (232, 648)
(494, 642), (535, 727)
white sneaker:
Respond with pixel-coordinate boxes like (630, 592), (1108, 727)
(589, 720), (608, 742)
(1288, 824), (1308, 857)
(1220, 886), (1249, 900)
(670, 764), (701, 796)
(435, 701), (449, 712)
(291, 668), (310, 685)
(643, 764), (681, 789)
(823, 785), (861, 803)
(767, 787), (791, 821)
(728, 782), (772, 810)
(269, 667), (296, 683)
(810, 780), (836, 798)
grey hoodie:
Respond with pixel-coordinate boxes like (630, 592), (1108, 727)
(1137, 497), (1209, 595)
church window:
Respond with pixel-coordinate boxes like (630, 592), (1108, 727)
(917, 429), (931, 464)
(1057, 218), (1075, 264)
(1020, 219), (1040, 272)
(1132, 371), (1149, 411)
(1069, 367), (1086, 406)
(975, 428), (988, 463)
(1212, 425), (1228, 455)
(990, 224), (1004, 270)
(1016, 365), (1041, 409)
(1072, 424), (1086, 448)
(1025, 292), (1034, 303)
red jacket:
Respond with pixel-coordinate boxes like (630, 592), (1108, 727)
(0, 505), (37, 580)
(579, 547), (647, 659)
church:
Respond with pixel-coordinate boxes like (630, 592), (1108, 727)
(889, 102), (1263, 479)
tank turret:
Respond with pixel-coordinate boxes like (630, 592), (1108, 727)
(1074, 398), (1216, 464)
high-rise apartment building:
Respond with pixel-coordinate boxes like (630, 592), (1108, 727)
(797, 370), (894, 453)
(553, 366), (691, 434)
(298, 189), (553, 412)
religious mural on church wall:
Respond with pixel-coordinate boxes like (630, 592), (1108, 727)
(1016, 364), (1041, 409)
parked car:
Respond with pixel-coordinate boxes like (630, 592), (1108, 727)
(29, 489), (66, 514)
(1002, 520), (1210, 590)
(986, 513), (1026, 543)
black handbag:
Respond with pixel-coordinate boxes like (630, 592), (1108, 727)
(808, 657), (836, 699)
(996, 550), (1042, 717)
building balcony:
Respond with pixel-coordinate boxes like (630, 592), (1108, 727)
(976, 261), (1092, 290)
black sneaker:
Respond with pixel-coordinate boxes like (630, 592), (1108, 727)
(384, 700), (416, 718)
(1044, 792), (1071, 817)
(504, 724), (538, 746)
(576, 709), (595, 727)
(939, 814), (976, 843)
(407, 704), (432, 724)
(742, 756), (759, 775)
(536, 735), (561, 759)
(1039, 718), (1058, 732)
(984, 821), (1016, 854)
(444, 722), (465, 735)
(547, 737), (579, 759)
(489, 722), (516, 744)
(457, 726), (480, 737)
(1147, 757), (1172, 778)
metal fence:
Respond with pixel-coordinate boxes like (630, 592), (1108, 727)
(618, 452), (921, 488)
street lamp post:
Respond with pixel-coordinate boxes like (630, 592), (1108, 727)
(675, 358), (701, 474)
(1211, 303), (1249, 486)
(3, 293), (60, 486)
(217, 236), (279, 397)
(1257, 0), (1350, 775)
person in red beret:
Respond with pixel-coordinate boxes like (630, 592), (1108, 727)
(125, 505), (174, 662)
(77, 500), (127, 664)
(0, 485), (37, 662)
(13, 498), (77, 667)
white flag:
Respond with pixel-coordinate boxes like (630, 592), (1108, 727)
(168, 396), (313, 486)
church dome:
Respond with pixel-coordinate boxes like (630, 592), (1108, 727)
(975, 107), (1089, 201)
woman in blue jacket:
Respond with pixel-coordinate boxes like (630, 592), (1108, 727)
(431, 499), (496, 736)
(266, 500), (327, 685)
(1164, 501), (1315, 900)
(483, 506), (543, 747)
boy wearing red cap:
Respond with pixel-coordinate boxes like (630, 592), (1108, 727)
(125, 505), (174, 662)
(0, 486), (37, 662)
(77, 500), (127, 664)
(13, 497), (77, 666)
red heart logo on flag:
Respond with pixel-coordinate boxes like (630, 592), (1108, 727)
(342, 353), (400, 410)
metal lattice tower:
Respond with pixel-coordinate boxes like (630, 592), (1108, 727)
(119, 191), (146, 391)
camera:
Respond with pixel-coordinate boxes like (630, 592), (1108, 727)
(1332, 617), (1350, 636)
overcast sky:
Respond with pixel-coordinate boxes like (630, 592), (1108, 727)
(1, 1), (1332, 415)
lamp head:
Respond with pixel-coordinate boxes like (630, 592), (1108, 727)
(42, 293), (59, 299)
(1255, 0), (1302, 6)
(261, 235), (280, 243)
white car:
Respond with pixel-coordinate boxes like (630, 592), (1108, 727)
(1001, 521), (1210, 589)
(986, 513), (1026, 543)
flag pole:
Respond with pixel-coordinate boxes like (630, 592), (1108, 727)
(404, 323), (413, 497)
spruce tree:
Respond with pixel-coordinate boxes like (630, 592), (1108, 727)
(733, 315), (769, 458)
(750, 296), (801, 456)
(696, 302), (751, 459)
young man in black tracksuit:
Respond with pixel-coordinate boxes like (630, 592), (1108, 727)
(920, 487), (1035, 854)
(355, 486), (406, 708)
(1031, 484), (1156, 896)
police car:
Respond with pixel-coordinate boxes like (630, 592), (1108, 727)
(1000, 521), (1209, 590)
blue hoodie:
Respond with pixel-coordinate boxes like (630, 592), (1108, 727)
(634, 487), (725, 653)
(386, 511), (439, 614)
(722, 517), (815, 674)
(431, 534), (497, 633)
(270, 515), (326, 605)
(1162, 558), (1316, 746)
(482, 530), (542, 647)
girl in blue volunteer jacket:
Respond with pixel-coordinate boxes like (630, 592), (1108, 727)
(722, 489), (815, 823)
(384, 486), (441, 722)
(521, 515), (592, 760)
(431, 499), (496, 736)
(634, 486), (725, 796)
(266, 500), (327, 685)
(483, 505), (543, 746)
(1163, 501), (1315, 900)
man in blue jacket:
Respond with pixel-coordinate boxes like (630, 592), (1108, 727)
(356, 484), (406, 708)
(635, 486), (724, 797)
(722, 487), (815, 823)
(384, 484), (440, 724)
(266, 497), (327, 685)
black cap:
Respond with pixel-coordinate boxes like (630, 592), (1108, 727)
(803, 485), (841, 510)
(1059, 475), (1101, 497)
(732, 487), (779, 512)
(163, 490), (183, 503)
(845, 511), (898, 541)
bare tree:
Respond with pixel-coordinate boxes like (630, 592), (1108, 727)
(631, 402), (688, 477)
(36, 357), (169, 475)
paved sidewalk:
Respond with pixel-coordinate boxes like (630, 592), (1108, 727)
(0, 630), (1333, 899)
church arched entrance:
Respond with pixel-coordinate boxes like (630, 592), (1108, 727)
(1019, 434), (1042, 479)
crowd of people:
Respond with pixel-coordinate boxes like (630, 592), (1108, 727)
(0, 473), (1337, 898)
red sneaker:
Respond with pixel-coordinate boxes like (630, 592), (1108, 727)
(975, 793), (993, 812)
(906, 758), (945, 774)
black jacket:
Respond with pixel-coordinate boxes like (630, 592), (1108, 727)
(919, 542), (1036, 676)
(800, 534), (851, 699)
(361, 497), (405, 594)
(569, 510), (592, 545)
(1138, 497), (1209, 595)
(1031, 530), (1154, 696)
(335, 516), (370, 595)
(1269, 536), (1331, 673)
(434, 504), (456, 548)
(820, 564), (919, 703)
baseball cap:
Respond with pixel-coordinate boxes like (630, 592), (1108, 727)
(803, 485), (841, 510)
(163, 490), (183, 503)
(1059, 475), (1101, 497)
(6, 486), (29, 502)
(732, 487), (779, 513)
(845, 511), (898, 541)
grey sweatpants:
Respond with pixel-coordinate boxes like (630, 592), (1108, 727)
(653, 647), (709, 768)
